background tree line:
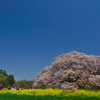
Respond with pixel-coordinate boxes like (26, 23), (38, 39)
(0, 69), (15, 89)
(0, 69), (33, 89)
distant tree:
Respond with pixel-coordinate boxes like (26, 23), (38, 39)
(0, 70), (8, 76)
(5, 75), (15, 87)
(13, 80), (34, 89)
(13, 81), (19, 89)
(0, 69), (15, 89)
(18, 80), (28, 89)
(34, 51), (100, 90)
(27, 80), (34, 89)
(0, 74), (7, 89)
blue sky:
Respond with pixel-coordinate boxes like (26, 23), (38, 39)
(0, 0), (100, 81)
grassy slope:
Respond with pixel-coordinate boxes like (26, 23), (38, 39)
(0, 94), (99, 100)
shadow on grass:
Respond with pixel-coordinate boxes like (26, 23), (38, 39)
(0, 93), (100, 100)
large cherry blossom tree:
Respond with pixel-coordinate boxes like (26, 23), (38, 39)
(33, 51), (100, 90)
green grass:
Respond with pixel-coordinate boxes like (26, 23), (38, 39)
(0, 89), (100, 100)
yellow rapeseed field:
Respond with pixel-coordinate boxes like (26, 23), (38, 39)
(0, 88), (100, 97)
